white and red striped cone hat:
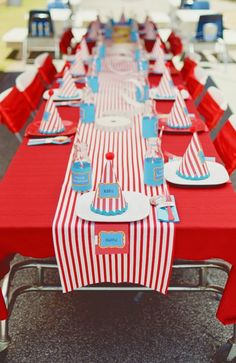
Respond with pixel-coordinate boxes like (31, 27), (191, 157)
(153, 57), (166, 74)
(177, 132), (210, 180)
(151, 37), (165, 60)
(60, 65), (79, 98)
(145, 22), (156, 40)
(155, 68), (176, 97)
(70, 50), (86, 76)
(91, 152), (128, 216)
(39, 90), (65, 134)
(80, 38), (90, 61)
(167, 90), (192, 129)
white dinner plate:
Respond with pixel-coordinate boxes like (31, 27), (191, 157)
(76, 191), (150, 222)
(164, 160), (229, 186)
(95, 114), (132, 132)
(149, 88), (190, 100)
(43, 89), (83, 101)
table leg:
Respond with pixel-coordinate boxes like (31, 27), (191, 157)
(215, 324), (236, 362)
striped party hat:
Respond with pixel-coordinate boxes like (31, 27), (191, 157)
(80, 38), (90, 61)
(145, 22), (156, 40)
(91, 152), (128, 216)
(60, 66), (79, 98)
(39, 90), (65, 134)
(151, 37), (165, 60)
(177, 132), (210, 180)
(70, 50), (86, 76)
(153, 57), (166, 74)
(155, 68), (176, 97)
(167, 90), (192, 129)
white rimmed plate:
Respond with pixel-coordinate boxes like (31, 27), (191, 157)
(76, 191), (150, 222)
(149, 88), (190, 100)
(95, 114), (132, 132)
(164, 160), (229, 186)
(43, 89), (83, 101)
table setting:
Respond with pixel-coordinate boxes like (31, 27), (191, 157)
(1, 14), (236, 361)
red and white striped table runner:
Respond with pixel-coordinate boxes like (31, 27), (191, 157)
(52, 57), (175, 294)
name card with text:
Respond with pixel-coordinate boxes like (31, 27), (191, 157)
(94, 223), (129, 255)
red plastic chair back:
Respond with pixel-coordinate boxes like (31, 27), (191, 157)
(170, 37), (183, 56)
(186, 74), (204, 100)
(0, 87), (32, 133)
(214, 117), (236, 175)
(181, 56), (198, 81)
(18, 72), (46, 110)
(38, 54), (57, 85)
(197, 89), (225, 130)
(166, 32), (183, 56)
(59, 28), (76, 55)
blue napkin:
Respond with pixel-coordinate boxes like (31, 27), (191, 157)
(157, 195), (180, 223)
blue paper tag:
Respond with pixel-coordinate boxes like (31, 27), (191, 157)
(43, 111), (50, 122)
(98, 183), (119, 198)
(99, 231), (125, 248)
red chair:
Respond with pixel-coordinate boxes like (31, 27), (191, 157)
(197, 86), (227, 131)
(34, 53), (57, 85)
(181, 54), (200, 81)
(214, 115), (236, 175)
(15, 69), (46, 110)
(185, 66), (208, 100)
(0, 87), (32, 141)
(59, 28), (77, 55)
(168, 33), (183, 56)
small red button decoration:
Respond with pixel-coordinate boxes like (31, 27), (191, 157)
(106, 152), (115, 160)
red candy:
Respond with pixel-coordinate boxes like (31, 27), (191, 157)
(48, 89), (54, 97)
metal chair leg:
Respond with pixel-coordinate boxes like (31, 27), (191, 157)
(215, 324), (236, 362)
(0, 320), (10, 352)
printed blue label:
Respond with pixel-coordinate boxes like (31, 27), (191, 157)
(98, 183), (119, 198)
(72, 171), (90, 186)
(154, 163), (164, 182)
(98, 231), (125, 248)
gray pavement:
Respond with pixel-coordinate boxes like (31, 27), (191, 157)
(1, 265), (233, 363)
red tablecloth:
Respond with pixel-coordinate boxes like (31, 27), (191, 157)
(1, 73), (236, 324)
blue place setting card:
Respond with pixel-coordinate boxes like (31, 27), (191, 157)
(98, 231), (125, 248)
(94, 223), (130, 255)
(98, 182), (119, 198)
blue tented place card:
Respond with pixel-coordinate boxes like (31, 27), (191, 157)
(98, 183), (119, 199)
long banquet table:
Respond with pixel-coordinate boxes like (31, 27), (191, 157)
(1, 54), (236, 356)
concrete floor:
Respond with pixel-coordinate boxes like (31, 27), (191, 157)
(0, 265), (233, 363)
